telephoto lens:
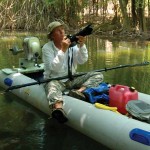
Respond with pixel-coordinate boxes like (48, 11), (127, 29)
(67, 24), (93, 47)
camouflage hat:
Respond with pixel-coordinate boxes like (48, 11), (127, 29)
(47, 21), (64, 34)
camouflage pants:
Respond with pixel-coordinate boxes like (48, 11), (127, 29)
(45, 72), (103, 106)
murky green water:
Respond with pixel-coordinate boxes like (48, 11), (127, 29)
(0, 32), (150, 150)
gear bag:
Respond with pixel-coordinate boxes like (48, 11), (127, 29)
(126, 100), (150, 123)
(83, 82), (109, 104)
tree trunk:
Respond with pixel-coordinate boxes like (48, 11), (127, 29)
(137, 0), (147, 32)
(118, 0), (131, 31)
(131, 0), (137, 28)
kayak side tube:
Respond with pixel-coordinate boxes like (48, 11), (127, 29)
(0, 70), (150, 150)
(63, 95), (150, 150)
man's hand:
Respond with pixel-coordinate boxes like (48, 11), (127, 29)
(61, 37), (71, 52)
(76, 36), (86, 47)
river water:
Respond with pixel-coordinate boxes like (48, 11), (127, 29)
(0, 32), (150, 150)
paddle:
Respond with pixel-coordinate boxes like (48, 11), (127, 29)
(2, 61), (150, 93)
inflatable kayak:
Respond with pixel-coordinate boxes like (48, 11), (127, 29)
(0, 37), (150, 150)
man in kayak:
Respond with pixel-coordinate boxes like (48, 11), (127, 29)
(42, 21), (103, 123)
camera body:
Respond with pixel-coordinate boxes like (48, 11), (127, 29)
(67, 24), (93, 47)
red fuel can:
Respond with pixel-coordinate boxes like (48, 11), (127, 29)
(109, 84), (138, 114)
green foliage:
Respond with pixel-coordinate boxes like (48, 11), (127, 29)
(0, 0), (149, 32)
(45, 0), (55, 5)
(135, 0), (145, 8)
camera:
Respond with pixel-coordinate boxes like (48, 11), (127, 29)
(67, 24), (93, 47)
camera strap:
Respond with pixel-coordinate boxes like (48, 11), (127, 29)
(68, 48), (74, 80)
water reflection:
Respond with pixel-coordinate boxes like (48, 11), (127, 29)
(0, 32), (150, 150)
(0, 90), (45, 150)
(43, 119), (108, 150)
(0, 88), (109, 150)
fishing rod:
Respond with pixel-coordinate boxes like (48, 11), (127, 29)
(2, 61), (150, 93)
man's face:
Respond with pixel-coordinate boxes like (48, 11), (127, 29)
(52, 26), (65, 42)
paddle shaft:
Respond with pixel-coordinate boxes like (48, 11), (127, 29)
(4, 61), (150, 92)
